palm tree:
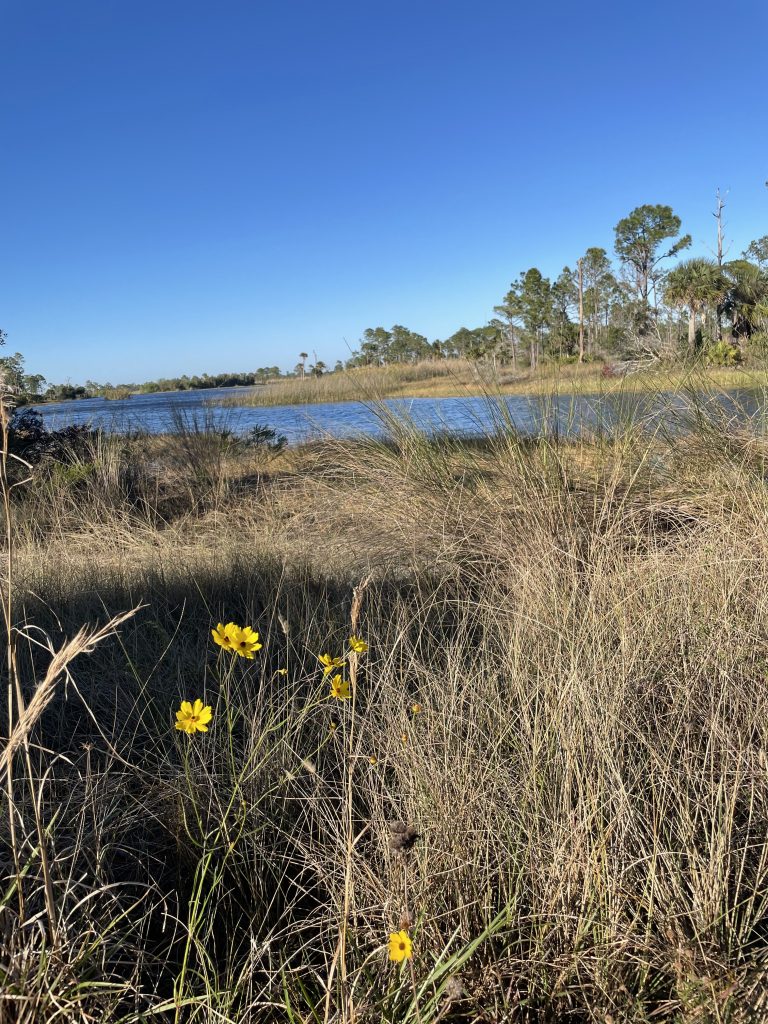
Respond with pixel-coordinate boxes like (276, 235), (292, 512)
(722, 260), (768, 341)
(664, 258), (727, 352)
(298, 352), (308, 380)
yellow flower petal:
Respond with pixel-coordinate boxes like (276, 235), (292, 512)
(388, 930), (412, 962)
(212, 623), (237, 650)
(329, 674), (350, 700)
(175, 699), (213, 736)
(319, 653), (345, 675)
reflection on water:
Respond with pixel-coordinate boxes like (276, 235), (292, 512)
(27, 385), (768, 445)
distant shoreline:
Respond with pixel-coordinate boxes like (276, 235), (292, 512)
(217, 362), (768, 409)
(26, 364), (768, 413)
(28, 383), (261, 406)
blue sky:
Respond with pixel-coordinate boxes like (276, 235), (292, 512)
(2, 0), (767, 384)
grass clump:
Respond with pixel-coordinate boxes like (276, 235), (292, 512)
(3, 381), (768, 1020)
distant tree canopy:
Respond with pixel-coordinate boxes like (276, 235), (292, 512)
(0, 350), (49, 400)
(133, 369), (280, 393)
(614, 204), (692, 306)
(346, 326), (432, 366)
(744, 236), (768, 269)
(664, 259), (728, 351)
(341, 201), (762, 369)
(38, 369), (283, 403)
(494, 267), (553, 369)
(337, 200), (745, 372)
(6, 197), (768, 392)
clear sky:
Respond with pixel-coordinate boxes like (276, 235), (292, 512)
(3, 0), (767, 384)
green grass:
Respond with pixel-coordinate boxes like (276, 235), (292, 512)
(4, 383), (768, 1021)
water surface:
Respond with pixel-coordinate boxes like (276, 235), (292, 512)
(28, 386), (768, 445)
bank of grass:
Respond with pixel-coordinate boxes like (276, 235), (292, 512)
(4, 382), (768, 1020)
(221, 357), (768, 408)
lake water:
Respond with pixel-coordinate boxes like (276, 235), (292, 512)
(26, 386), (768, 445)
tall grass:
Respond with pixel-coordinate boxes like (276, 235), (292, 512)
(221, 358), (768, 410)
(3, 382), (768, 1019)
(220, 360), (503, 407)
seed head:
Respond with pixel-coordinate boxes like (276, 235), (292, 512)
(443, 976), (464, 1004)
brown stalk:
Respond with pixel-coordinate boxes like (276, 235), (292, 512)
(0, 379), (137, 945)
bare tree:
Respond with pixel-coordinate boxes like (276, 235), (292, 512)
(711, 189), (729, 339)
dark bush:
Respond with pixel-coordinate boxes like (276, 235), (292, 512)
(9, 408), (95, 464)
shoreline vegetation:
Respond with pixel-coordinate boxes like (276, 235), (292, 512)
(5, 208), (768, 412)
(31, 360), (768, 412)
(32, 380), (260, 405)
(219, 358), (768, 407)
(4, 382), (768, 1019)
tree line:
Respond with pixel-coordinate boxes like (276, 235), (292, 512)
(343, 200), (768, 371)
(0, 353), (284, 404)
(3, 197), (767, 402)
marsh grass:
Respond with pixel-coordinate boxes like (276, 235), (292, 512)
(3, 380), (768, 1019)
(221, 357), (768, 410)
(218, 360), (489, 407)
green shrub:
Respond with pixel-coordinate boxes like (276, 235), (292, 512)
(705, 339), (742, 366)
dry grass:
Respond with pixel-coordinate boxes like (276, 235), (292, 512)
(4, 387), (768, 1020)
(220, 358), (768, 408)
(221, 360), (488, 407)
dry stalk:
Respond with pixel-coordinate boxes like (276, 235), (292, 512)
(2, 608), (139, 773)
(0, 377), (137, 946)
(325, 576), (371, 1024)
(0, 374), (29, 920)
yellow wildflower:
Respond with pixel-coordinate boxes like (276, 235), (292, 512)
(410, 703), (422, 715)
(277, 668), (288, 676)
(348, 635), (368, 654)
(319, 652), (345, 675)
(329, 721), (338, 733)
(388, 930), (413, 962)
(211, 622), (237, 650)
(401, 733), (408, 745)
(368, 756), (377, 765)
(175, 699), (213, 735)
(329, 674), (351, 700)
(230, 625), (262, 659)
